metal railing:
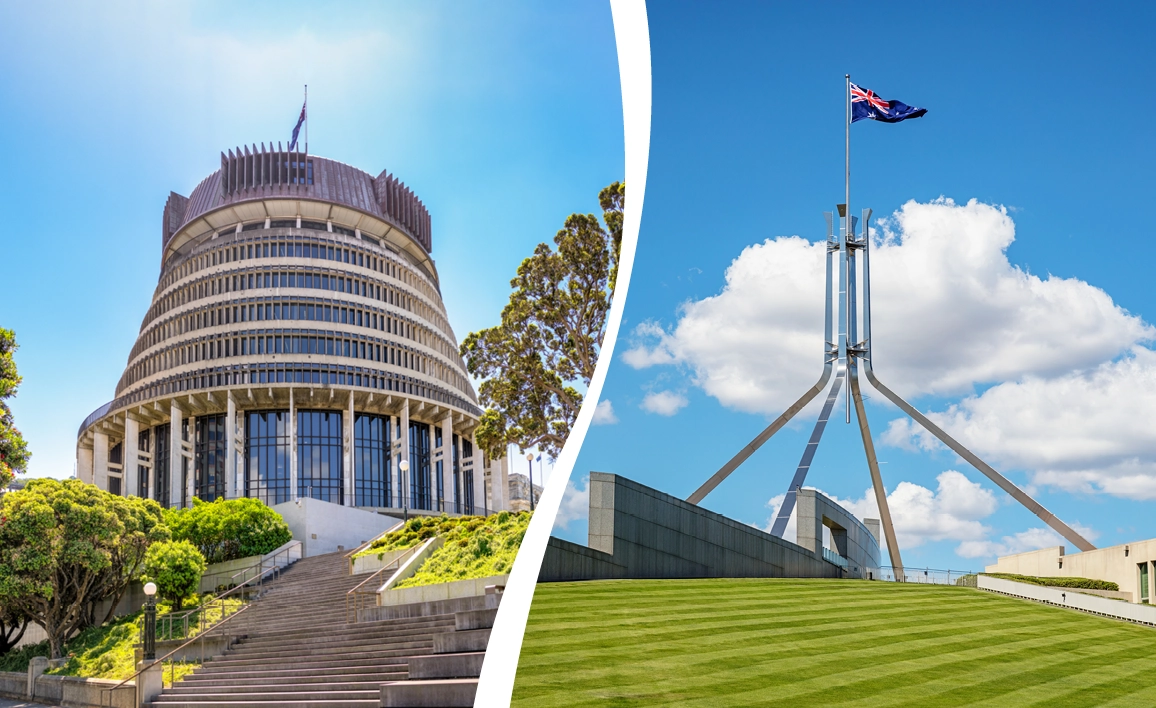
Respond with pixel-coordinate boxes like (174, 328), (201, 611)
(157, 541), (301, 641)
(822, 548), (849, 570)
(875, 566), (976, 585)
(100, 603), (253, 707)
(344, 521), (406, 569)
(345, 542), (424, 624)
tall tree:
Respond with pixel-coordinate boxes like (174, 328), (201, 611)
(461, 182), (624, 459)
(0, 479), (168, 657)
(0, 328), (29, 488)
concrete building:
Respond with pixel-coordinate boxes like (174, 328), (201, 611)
(76, 144), (498, 519)
(539, 473), (881, 582)
(507, 473), (543, 513)
(986, 538), (1156, 604)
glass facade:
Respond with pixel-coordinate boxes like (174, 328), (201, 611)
(154, 423), (170, 506)
(195, 415), (227, 502)
(409, 421), (432, 510)
(138, 429), (151, 499)
(452, 433), (461, 514)
(1142, 563), (1150, 604)
(462, 438), (474, 514)
(354, 414), (390, 507)
(246, 411), (291, 505)
(298, 410), (344, 503)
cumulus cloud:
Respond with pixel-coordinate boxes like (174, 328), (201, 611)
(591, 399), (619, 425)
(625, 198), (1150, 410)
(629, 197), (1156, 500)
(884, 348), (1156, 499)
(640, 391), (688, 416)
(554, 475), (589, 531)
(765, 471), (1015, 557)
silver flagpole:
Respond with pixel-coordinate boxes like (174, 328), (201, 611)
(304, 84), (308, 156)
(845, 74), (851, 423)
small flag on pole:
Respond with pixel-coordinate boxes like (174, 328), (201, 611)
(289, 102), (306, 150)
(851, 83), (926, 124)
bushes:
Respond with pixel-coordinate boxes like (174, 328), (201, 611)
(166, 497), (292, 564)
(144, 540), (206, 611)
(983, 573), (1119, 591)
(395, 511), (530, 588)
(355, 514), (469, 558)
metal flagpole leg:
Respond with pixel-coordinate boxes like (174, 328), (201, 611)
(849, 363), (904, 574)
(769, 363), (845, 538)
(856, 209), (1096, 553)
(687, 214), (840, 505)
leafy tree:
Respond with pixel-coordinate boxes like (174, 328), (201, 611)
(461, 182), (625, 459)
(143, 540), (206, 612)
(0, 328), (30, 488)
(0, 479), (168, 658)
(165, 497), (292, 564)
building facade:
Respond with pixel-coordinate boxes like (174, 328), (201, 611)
(987, 540), (1156, 604)
(77, 144), (493, 516)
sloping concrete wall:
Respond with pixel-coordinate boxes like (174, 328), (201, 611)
(541, 473), (839, 582)
(274, 497), (402, 557)
(795, 489), (881, 579)
(986, 539), (1156, 604)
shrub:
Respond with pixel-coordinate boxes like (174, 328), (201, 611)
(355, 514), (466, 558)
(982, 573), (1119, 591)
(395, 511), (531, 588)
(144, 540), (207, 611)
(165, 497), (292, 564)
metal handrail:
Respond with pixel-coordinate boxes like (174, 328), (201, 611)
(158, 542), (299, 641)
(100, 603), (253, 707)
(344, 542), (424, 624)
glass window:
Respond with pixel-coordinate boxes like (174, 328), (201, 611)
(354, 414), (390, 508)
(408, 421), (432, 510)
(155, 423), (171, 506)
(109, 475), (122, 496)
(245, 411), (290, 505)
(298, 410), (343, 504)
(138, 429), (151, 499)
(195, 415), (227, 502)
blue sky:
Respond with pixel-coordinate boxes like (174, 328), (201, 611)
(556, 1), (1156, 572)
(0, 1), (622, 481)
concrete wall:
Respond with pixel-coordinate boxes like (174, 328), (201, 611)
(986, 538), (1156, 604)
(539, 537), (627, 582)
(0, 671), (134, 708)
(979, 574), (1156, 626)
(274, 496), (402, 557)
(377, 574), (508, 607)
(541, 473), (840, 582)
(795, 489), (881, 579)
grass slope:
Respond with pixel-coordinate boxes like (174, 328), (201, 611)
(513, 578), (1156, 707)
(395, 511), (529, 589)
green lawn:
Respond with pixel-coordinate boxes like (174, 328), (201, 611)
(512, 578), (1156, 707)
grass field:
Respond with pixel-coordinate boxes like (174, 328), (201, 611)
(512, 578), (1156, 707)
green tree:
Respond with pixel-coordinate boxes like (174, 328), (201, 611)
(461, 183), (624, 459)
(165, 497), (292, 565)
(143, 540), (206, 612)
(0, 328), (30, 488)
(0, 479), (168, 658)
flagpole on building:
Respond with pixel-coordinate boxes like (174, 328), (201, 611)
(845, 74), (852, 423)
(304, 84), (308, 156)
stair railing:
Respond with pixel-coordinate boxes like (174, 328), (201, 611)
(99, 603), (254, 708)
(344, 542), (424, 624)
(344, 519), (406, 574)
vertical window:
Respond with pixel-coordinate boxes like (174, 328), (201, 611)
(435, 459), (444, 512)
(408, 421), (432, 510)
(195, 415), (227, 502)
(298, 410), (343, 504)
(354, 414), (390, 507)
(138, 429), (151, 499)
(246, 411), (291, 505)
(462, 439), (474, 514)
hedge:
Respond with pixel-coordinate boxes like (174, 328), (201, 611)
(165, 497), (291, 564)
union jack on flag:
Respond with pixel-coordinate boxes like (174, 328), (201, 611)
(851, 82), (927, 124)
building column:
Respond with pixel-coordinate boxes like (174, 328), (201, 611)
(93, 432), (110, 492)
(289, 388), (297, 501)
(440, 416), (453, 513)
(344, 391), (355, 506)
(399, 399), (410, 509)
(225, 393), (237, 499)
(169, 403), (183, 509)
(471, 437), (485, 516)
(489, 454), (508, 512)
(77, 445), (94, 485)
(124, 417), (140, 498)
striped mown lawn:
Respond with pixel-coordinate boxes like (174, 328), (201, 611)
(512, 578), (1156, 707)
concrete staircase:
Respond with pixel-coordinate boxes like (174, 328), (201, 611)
(146, 551), (491, 708)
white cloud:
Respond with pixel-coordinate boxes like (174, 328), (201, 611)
(625, 198), (1151, 412)
(640, 391), (688, 416)
(592, 399), (618, 425)
(554, 475), (589, 531)
(884, 347), (1156, 500)
(765, 471), (1004, 555)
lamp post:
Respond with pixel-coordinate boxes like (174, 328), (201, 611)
(142, 582), (157, 661)
(525, 452), (535, 511)
(399, 459), (410, 522)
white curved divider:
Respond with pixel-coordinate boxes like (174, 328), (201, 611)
(474, 1), (651, 704)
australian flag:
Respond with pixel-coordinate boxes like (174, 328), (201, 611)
(289, 103), (306, 150)
(851, 83), (927, 124)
